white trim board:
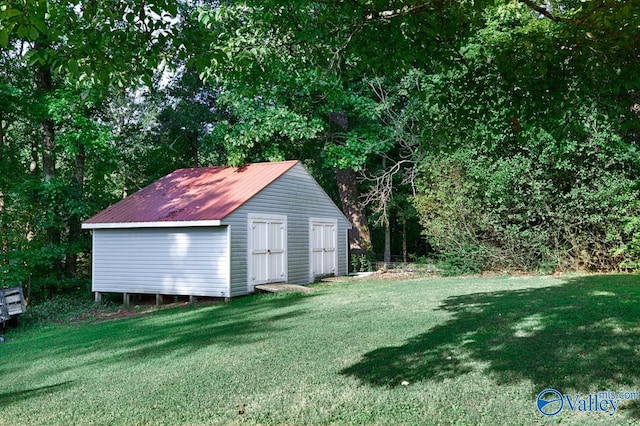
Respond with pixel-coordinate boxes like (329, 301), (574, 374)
(81, 220), (222, 230)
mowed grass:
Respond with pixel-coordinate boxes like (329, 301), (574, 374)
(2, 274), (640, 425)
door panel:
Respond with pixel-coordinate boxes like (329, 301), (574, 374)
(249, 220), (269, 284)
(268, 221), (286, 281)
(310, 223), (324, 276)
(310, 219), (337, 279)
(323, 223), (336, 274)
(249, 215), (287, 290)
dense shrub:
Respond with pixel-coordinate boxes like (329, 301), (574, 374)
(414, 116), (640, 274)
(19, 292), (117, 329)
(615, 214), (640, 272)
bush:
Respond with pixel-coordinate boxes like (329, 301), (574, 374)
(20, 292), (116, 329)
(614, 214), (640, 272)
(351, 253), (375, 273)
(414, 118), (640, 274)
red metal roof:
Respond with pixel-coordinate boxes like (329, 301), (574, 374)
(84, 160), (299, 224)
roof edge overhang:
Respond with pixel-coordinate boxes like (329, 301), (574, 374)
(81, 220), (222, 230)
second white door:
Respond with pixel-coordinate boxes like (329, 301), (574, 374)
(310, 218), (337, 280)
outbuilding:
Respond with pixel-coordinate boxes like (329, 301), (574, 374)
(82, 160), (351, 301)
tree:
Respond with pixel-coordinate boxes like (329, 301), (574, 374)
(406, 0), (640, 272)
(0, 0), (178, 295)
(2, 0), (639, 296)
(190, 1), (422, 261)
(188, 0), (640, 271)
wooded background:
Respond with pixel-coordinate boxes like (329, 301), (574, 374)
(1, 0), (639, 300)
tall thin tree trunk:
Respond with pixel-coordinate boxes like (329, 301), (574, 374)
(66, 143), (86, 278)
(29, 135), (39, 177)
(402, 220), (407, 264)
(36, 65), (55, 182)
(1, 112), (6, 261)
(40, 116), (55, 182)
(0, 110), (4, 147)
(0, 109), (6, 260)
(74, 143), (86, 195)
(382, 157), (391, 266)
(0, 190), (5, 271)
(191, 133), (199, 168)
(384, 220), (391, 265)
(35, 61), (62, 280)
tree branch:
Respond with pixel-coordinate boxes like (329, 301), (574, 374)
(517, 0), (570, 23)
(363, 3), (433, 21)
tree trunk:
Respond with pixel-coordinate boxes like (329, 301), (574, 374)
(381, 156), (391, 265)
(0, 110), (4, 147)
(73, 143), (86, 194)
(0, 190), (5, 270)
(402, 220), (407, 264)
(66, 143), (86, 278)
(35, 60), (62, 279)
(191, 133), (199, 168)
(384, 220), (391, 265)
(29, 134), (39, 177)
(329, 111), (372, 261)
(0, 109), (7, 261)
(1, 112), (6, 260)
(41, 116), (55, 181)
(36, 65), (55, 182)
(335, 167), (371, 256)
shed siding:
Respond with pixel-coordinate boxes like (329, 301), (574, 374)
(224, 163), (350, 296)
(92, 227), (229, 297)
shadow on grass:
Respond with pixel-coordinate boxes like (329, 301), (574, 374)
(341, 274), (640, 395)
(0, 382), (73, 407)
(11, 291), (315, 374)
(102, 292), (316, 362)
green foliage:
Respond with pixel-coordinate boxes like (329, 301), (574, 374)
(20, 290), (116, 329)
(46, 87), (112, 154)
(151, 69), (228, 169)
(0, 0), (184, 302)
(212, 89), (324, 166)
(0, 81), (120, 297)
(191, 1), (401, 170)
(0, 0), (178, 86)
(614, 214), (640, 272)
(387, 0), (640, 274)
(414, 117), (640, 273)
(350, 253), (374, 273)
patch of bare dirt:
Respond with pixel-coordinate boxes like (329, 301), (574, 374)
(60, 297), (224, 324)
(368, 269), (430, 280)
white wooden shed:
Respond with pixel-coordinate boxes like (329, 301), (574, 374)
(82, 160), (351, 300)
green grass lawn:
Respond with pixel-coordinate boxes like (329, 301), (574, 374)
(2, 274), (640, 425)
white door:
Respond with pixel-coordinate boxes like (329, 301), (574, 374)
(248, 214), (287, 290)
(310, 219), (337, 280)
